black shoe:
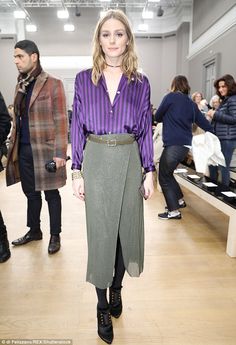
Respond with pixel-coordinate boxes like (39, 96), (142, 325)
(97, 306), (113, 344)
(12, 230), (42, 246)
(165, 201), (186, 212)
(109, 287), (122, 318)
(0, 233), (11, 263)
(48, 234), (61, 255)
(158, 211), (182, 220)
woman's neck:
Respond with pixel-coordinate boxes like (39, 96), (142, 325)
(105, 58), (122, 68)
(106, 62), (121, 68)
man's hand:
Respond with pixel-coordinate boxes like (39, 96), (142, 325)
(53, 157), (66, 169)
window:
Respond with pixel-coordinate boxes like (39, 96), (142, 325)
(203, 53), (220, 101)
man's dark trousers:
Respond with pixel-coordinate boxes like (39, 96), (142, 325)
(19, 143), (61, 235)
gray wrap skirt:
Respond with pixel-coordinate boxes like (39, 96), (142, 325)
(83, 134), (144, 289)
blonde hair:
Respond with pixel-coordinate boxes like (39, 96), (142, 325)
(92, 9), (139, 85)
(191, 92), (203, 102)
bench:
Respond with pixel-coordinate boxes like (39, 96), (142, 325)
(174, 165), (236, 258)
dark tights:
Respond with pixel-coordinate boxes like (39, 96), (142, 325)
(0, 211), (7, 236)
(96, 235), (125, 309)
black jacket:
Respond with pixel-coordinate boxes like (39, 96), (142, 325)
(213, 94), (236, 140)
(0, 92), (11, 146)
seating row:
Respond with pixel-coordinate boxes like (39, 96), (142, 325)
(174, 164), (236, 257)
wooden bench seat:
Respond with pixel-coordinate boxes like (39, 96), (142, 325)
(174, 165), (236, 257)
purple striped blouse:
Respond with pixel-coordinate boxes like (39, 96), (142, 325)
(71, 68), (155, 172)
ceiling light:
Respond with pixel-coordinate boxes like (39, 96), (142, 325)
(14, 10), (26, 19)
(148, 0), (160, 2)
(100, 10), (107, 18)
(26, 24), (37, 32)
(138, 23), (148, 32)
(57, 9), (69, 19)
(142, 10), (154, 19)
(64, 24), (75, 32)
(99, 0), (111, 2)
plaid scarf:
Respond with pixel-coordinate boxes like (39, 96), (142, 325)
(14, 64), (42, 117)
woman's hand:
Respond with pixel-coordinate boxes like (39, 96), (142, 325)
(207, 109), (215, 119)
(143, 171), (154, 200)
(72, 178), (85, 201)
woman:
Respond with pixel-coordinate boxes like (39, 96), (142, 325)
(191, 91), (209, 134)
(192, 91), (208, 113)
(0, 92), (11, 263)
(209, 94), (220, 110)
(155, 75), (212, 220)
(71, 10), (154, 344)
(207, 74), (236, 186)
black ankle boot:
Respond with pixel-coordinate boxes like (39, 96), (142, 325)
(109, 287), (122, 318)
(0, 232), (11, 263)
(97, 306), (113, 344)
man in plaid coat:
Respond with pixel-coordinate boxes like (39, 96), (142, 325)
(6, 40), (68, 255)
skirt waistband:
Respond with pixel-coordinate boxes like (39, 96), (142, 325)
(88, 134), (135, 147)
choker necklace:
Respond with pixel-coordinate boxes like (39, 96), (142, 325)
(106, 63), (121, 68)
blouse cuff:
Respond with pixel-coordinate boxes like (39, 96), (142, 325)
(144, 166), (156, 173)
(71, 163), (82, 170)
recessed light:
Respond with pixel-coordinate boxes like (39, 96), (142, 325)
(57, 10), (69, 19)
(142, 10), (154, 19)
(100, 10), (107, 18)
(14, 10), (26, 19)
(64, 24), (75, 32)
(138, 23), (148, 32)
(26, 24), (37, 32)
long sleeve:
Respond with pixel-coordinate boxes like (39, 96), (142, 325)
(71, 74), (86, 170)
(154, 94), (170, 123)
(137, 79), (155, 172)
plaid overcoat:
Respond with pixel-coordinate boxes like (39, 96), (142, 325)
(6, 71), (68, 191)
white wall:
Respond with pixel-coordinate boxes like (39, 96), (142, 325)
(192, 0), (235, 41)
(136, 36), (177, 107)
(176, 22), (190, 76)
(189, 25), (236, 97)
(0, 35), (18, 105)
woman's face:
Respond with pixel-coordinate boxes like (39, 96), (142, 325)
(218, 81), (228, 97)
(99, 18), (129, 62)
(212, 99), (220, 109)
(194, 93), (202, 104)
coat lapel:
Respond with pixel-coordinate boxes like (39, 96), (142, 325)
(29, 71), (49, 108)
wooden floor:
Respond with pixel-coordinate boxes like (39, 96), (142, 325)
(1, 158), (236, 345)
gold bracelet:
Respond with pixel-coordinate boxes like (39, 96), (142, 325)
(72, 170), (83, 180)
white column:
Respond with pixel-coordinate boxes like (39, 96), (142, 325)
(15, 19), (26, 41)
(0, 13), (15, 34)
